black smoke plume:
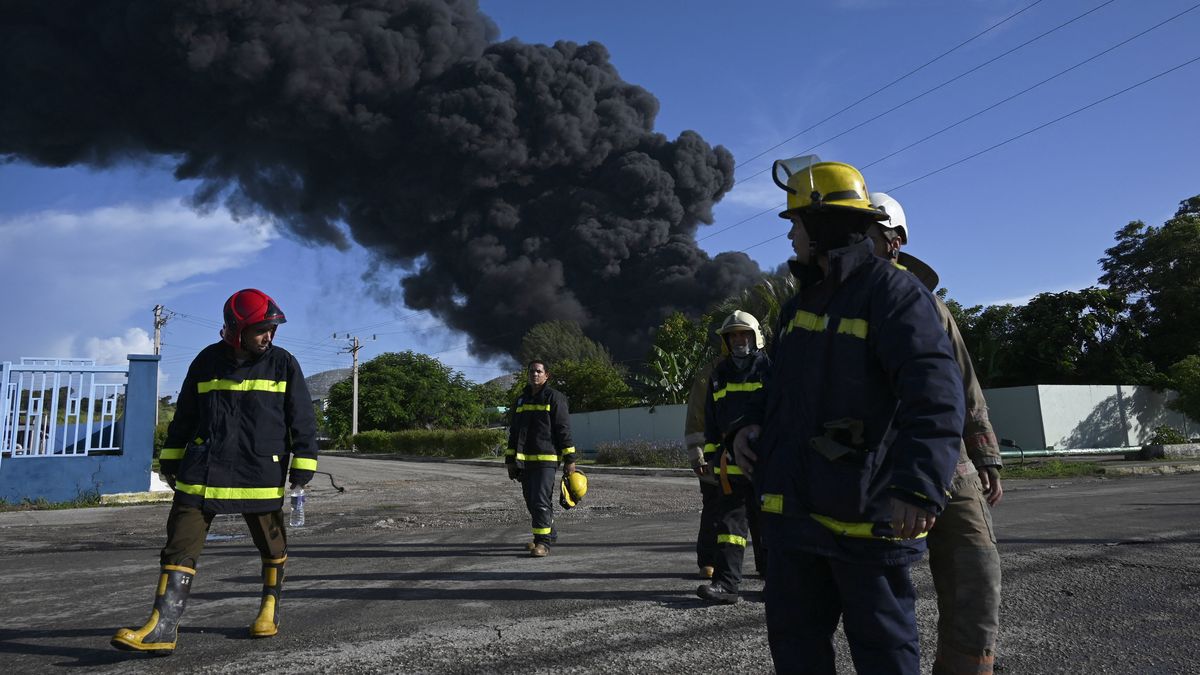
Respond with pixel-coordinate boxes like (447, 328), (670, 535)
(0, 0), (760, 361)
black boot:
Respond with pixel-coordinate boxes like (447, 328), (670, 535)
(696, 582), (741, 605)
(249, 555), (286, 638)
(111, 565), (195, 655)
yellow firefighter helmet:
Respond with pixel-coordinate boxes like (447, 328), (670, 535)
(559, 470), (588, 509)
(772, 156), (887, 221)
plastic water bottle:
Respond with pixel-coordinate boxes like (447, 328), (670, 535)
(289, 488), (306, 527)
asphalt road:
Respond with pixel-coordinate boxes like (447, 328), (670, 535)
(1, 455), (1197, 674)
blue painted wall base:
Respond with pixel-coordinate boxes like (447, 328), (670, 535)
(0, 354), (159, 504)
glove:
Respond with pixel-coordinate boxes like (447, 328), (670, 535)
(507, 464), (522, 481)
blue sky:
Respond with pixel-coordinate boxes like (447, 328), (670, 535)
(2, 0), (1197, 397)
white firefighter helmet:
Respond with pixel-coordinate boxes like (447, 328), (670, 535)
(717, 310), (765, 351)
(869, 191), (908, 244)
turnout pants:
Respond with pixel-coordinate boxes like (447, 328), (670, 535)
(160, 502), (287, 569)
(764, 520), (920, 674)
(521, 465), (558, 545)
(927, 468), (1002, 673)
(696, 478), (720, 568)
(712, 476), (763, 590)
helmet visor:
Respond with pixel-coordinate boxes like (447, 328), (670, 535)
(771, 154), (822, 192)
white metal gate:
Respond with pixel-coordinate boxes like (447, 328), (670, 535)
(0, 357), (128, 469)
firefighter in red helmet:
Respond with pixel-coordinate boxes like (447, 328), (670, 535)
(111, 289), (318, 655)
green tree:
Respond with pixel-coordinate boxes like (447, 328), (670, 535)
(519, 320), (612, 368)
(1167, 355), (1200, 425)
(325, 351), (483, 437)
(1099, 196), (1200, 371)
(552, 357), (638, 413)
(633, 312), (713, 405)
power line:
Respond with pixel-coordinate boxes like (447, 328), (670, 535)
(729, 50), (1200, 254)
(734, 0), (1121, 187)
(860, 2), (1200, 172)
(733, 0), (1049, 170)
(884, 53), (1200, 193)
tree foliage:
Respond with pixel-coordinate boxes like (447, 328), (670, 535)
(324, 351), (484, 437)
(519, 320), (612, 368)
(1099, 196), (1200, 371)
(633, 312), (713, 405)
(551, 357), (638, 413)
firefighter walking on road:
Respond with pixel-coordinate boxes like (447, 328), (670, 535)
(506, 360), (577, 557)
(733, 157), (965, 673)
(869, 192), (1004, 675)
(111, 288), (318, 655)
(696, 311), (770, 605)
(684, 356), (722, 580)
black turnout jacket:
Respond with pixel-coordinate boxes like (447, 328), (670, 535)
(159, 341), (318, 514)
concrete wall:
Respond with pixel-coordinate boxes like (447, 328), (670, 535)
(567, 385), (1200, 453)
(0, 355), (159, 503)
(570, 404), (686, 453)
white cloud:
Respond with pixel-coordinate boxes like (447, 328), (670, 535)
(724, 176), (787, 211)
(0, 200), (277, 364)
(82, 328), (155, 365)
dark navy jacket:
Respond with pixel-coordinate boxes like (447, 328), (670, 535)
(704, 352), (771, 477)
(160, 342), (318, 514)
(505, 385), (575, 468)
(748, 238), (964, 565)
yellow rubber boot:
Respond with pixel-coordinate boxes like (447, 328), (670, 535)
(111, 564), (195, 655)
(250, 555), (286, 638)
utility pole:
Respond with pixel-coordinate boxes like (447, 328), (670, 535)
(152, 305), (170, 425)
(337, 333), (375, 447)
(152, 305), (168, 355)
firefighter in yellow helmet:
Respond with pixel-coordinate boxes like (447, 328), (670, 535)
(731, 158), (964, 673)
(868, 191), (1004, 675)
(695, 310), (771, 604)
(111, 289), (318, 654)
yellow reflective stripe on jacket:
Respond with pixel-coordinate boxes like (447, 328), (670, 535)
(703, 443), (719, 454)
(505, 448), (516, 457)
(783, 310), (828, 336)
(782, 310), (868, 340)
(721, 464), (744, 476)
(810, 513), (929, 541)
(516, 403), (551, 413)
(561, 447), (577, 456)
(289, 457), (318, 471)
(762, 493), (784, 514)
(711, 381), (763, 402)
(174, 482), (285, 501)
(717, 534), (747, 547)
(159, 447), (185, 460)
(532, 527), (552, 535)
(515, 453), (559, 462)
(836, 318), (869, 339)
(197, 379), (287, 394)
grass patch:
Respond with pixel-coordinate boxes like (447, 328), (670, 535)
(1003, 460), (1106, 479)
(593, 440), (688, 468)
(0, 490), (102, 512)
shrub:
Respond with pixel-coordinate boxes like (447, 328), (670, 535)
(1148, 425), (1189, 446)
(594, 439), (689, 468)
(352, 429), (506, 459)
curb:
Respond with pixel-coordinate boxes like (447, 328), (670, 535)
(1100, 462), (1200, 476)
(324, 452), (694, 478)
(99, 490), (174, 505)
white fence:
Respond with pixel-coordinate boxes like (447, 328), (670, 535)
(0, 357), (128, 468)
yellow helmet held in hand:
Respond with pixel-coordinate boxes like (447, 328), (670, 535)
(559, 470), (588, 509)
(773, 156), (887, 221)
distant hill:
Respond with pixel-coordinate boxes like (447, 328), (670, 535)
(485, 372), (519, 391)
(305, 368), (351, 400)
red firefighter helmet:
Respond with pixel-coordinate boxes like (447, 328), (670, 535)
(222, 289), (286, 347)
